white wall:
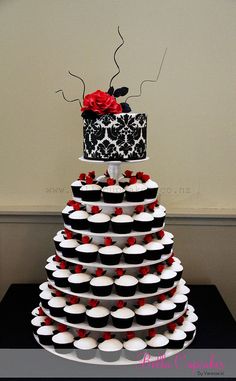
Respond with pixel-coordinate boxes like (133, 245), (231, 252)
(0, 0), (236, 214)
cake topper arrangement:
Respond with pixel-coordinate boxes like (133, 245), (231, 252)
(56, 26), (167, 120)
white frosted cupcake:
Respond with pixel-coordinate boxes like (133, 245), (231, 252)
(164, 325), (186, 349)
(98, 337), (123, 362)
(88, 213), (110, 233)
(111, 305), (135, 329)
(138, 273), (160, 294)
(52, 331), (74, 354)
(123, 244), (146, 264)
(64, 303), (86, 324)
(111, 214), (133, 234)
(68, 272), (91, 293)
(75, 243), (98, 263)
(39, 289), (54, 309)
(71, 179), (83, 198)
(158, 268), (177, 289)
(90, 275), (113, 296)
(178, 320), (196, 341)
(53, 233), (65, 251)
(62, 205), (74, 225)
(59, 239), (79, 258)
(48, 296), (67, 317)
(145, 179), (158, 199)
(86, 305), (110, 328)
(74, 335), (97, 360)
(68, 211), (89, 230)
(135, 303), (158, 326)
(152, 207), (166, 228)
(125, 182), (147, 202)
(124, 336), (147, 361)
(102, 184), (125, 203)
(99, 245), (122, 266)
(80, 184), (102, 202)
(45, 261), (59, 280)
(133, 212), (154, 232)
(114, 275), (138, 297)
(155, 297), (176, 320)
(37, 324), (57, 346)
(52, 269), (71, 288)
(144, 241), (164, 260)
(169, 293), (188, 312)
(145, 330), (169, 356)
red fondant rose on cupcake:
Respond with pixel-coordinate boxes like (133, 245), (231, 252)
(81, 90), (122, 115)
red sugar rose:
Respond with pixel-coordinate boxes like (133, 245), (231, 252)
(129, 176), (137, 185)
(60, 261), (67, 269)
(81, 90), (122, 115)
(38, 307), (44, 316)
(104, 237), (113, 246)
(86, 176), (93, 184)
(96, 268), (104, 277)
(168, 287), (177, 297)
(156, 230), (165, 239)
(79, 173), (86, 181)
(135, 205), (144, 214)
(148, 202), (156, 211)
(55, 290), (62, 297)
(58, 323), (67, 332)
(103, 332), (112, 340)
(88, 299), (99, 308)
(127, 237), (136, 246)
(156, 264), (165, 274)
(138, 298), (146, 306)
(54, 254), (61, 262)
(107, 178), (116, 186)
(157, 294), (166, 303)
(77, 329), (86, 338)
(116, 268), (125, 277)
(67, 199), (76, 206)
(88, 171), (95, 179)
(124, 170), (133, 178)
(142, 174), (150, 182)
(167, 257), (175, 266)
(69, 296), (79, 304)
(117, 300), (125, 309)
(91, 205), (100, 214)
(82, 235), (90, 244)
(75, 264), (83, 273)
(115, 207), (123, 215)
(73, 202), (81, 211)
(64, 229), (73, 239)
(44, 317), (53, 326)
(167, 322), (177, 333)
(139, 266), (150, 276)
(148, 328), (156, 338)
(136, 171), (144, 179)
(126, 331), (135, 340)
(176, 316), (185, 326)
(144, 234), (153, 244)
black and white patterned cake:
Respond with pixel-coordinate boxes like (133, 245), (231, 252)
(83, 113), (147, 161)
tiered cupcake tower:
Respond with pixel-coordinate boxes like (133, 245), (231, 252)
(32, 158), (198, 365)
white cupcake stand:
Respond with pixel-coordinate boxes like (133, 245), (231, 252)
(33, 157), (197, 365)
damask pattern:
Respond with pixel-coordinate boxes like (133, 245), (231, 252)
(83, 113), (147, 161)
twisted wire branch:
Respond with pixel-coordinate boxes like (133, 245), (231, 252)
(68, 70), (86, 100)
(109, 26), (125, 88)
(125, 48), (167, 103)
(55, 89), (82, 107)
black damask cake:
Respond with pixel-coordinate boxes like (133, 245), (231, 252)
(83, 113), (147, 161)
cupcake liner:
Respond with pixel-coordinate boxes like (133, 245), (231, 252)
(89, 221), (110, 233)
(174, 270), (183, 281)
(135, 313), (157, 326)
(99, 253), (122, 266)
(167, 338), (185, 349)
(146, 345), (168, 357)
(145, 188), (158, 199)
(69, 219), (89, 231)
(185, 329), (195, 341)
(53, 277), (69, 288)
(133, 220), (153, 232)
(53, 241), (62, 251)
(111, 221), (133, 234)
(91, 284), (113, 297)
(123, 253), (144, 264)
(53, 343), (74, 354)
(40, 298), (50, 309)
(124, 349), (146, 362)
(99, 349), (122, 363)
(162, 243), (173, 254)
(115, 284), (137, 297)
(159, 277), (176, 289)
(46, 269), (55, 280)
(75, 348), (97, 360)
(77, 250), (98, 263)
(138, 282), (159, 294)
(144, 249), (163, 260)
(153, 216), (165, 228)
(174, 301), (187, 312)
(71, 185), (82, 198)
(87, 315), (109, 328)
(125, 190), (146, 202)
(69, 281), (90, 293)
(48, 306), (65, 317)
(80, 190), (101, 202)
(38, 333), (54, 346)
(62, 213), (72, 226)
(65, 312), (86, 324)
(111, 316), (134, 329)
(103, 192), (124, 204)
(157, 309), (175, 320)
(32, 325), (41, 335)
(60, 247), (77, 258)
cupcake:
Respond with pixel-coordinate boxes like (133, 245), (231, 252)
(45, 262), (59, 280)
(74, 332), (97, 360)
(111, 213), (133, 234)
(61, 205), (74, 225)
(157, 266), (177, 289)
(53, 233), (65, 251)
(98, 334), (123, 362)
(155, 295), (176, 320)
(64, 301), (86, 324)
(135, 302), (157, 326)
(96, 172), (110, 187)
(39, 290), (54, 309)
(114, 274), (138, 297)
(80, 184), (102, 202)
(164, 323), (186, 349)
(48, 296), (67, 317)
(68, 271), (91, 293)
(145, 329), (169, 356)
(176, 317), (196, 341)
(123, 241), (146, 264)
(99, 245), (122, 266)
(90, 271), (113, 296)
(144, 178), (158, 199)
(71, 179), (84, 198)
(86, 303), (110, 328)
(118, 170), (133, 188)
(133, 212), (154, 232)
(111, 301), (135, 329)
(169, 293), (188, 312)
(52, 330), (74, 354)
(88, 212), (110, 233)
(59, 239), (79, 258)
(152, 208), (166, 228)
(52, 269), (71, 288)
(76, 243), (98, 263)
(156, 231), (174, 254)
(166, 258), (183, 281)
(68, 211), (89, 230)
(144, 241), (164, 260)
(37, 324), (57, 346)
(31, 316), (47, 334)
(125, 180), (147, 202)
(123, 334), (147, 361)
(102, 182), (125, 204)
(138, 270), (160, 294)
